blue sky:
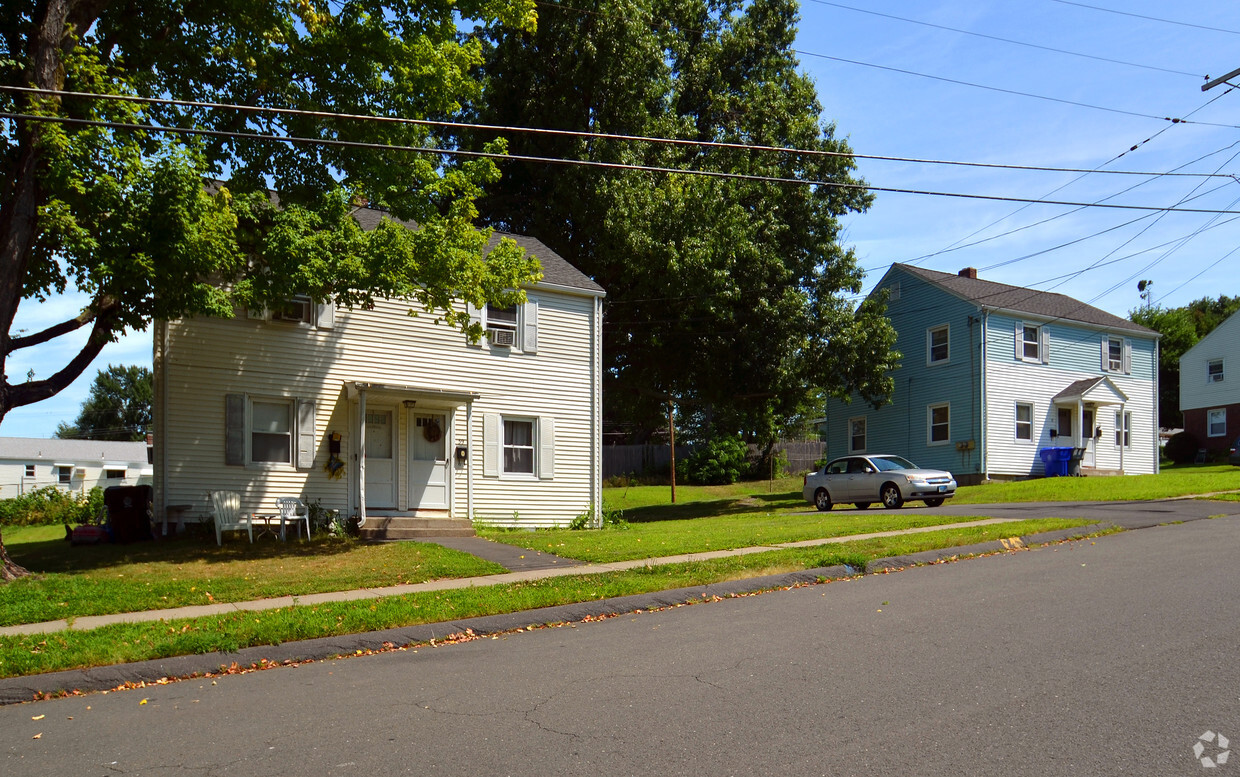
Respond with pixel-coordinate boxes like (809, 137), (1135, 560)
(4, 0), (1239, 438)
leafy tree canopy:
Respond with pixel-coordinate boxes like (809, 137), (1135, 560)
(0, 0), (541, 428)
(0, 0), (539, 581)
(55, 364), (152, 441)
(468, 0), (897, 445)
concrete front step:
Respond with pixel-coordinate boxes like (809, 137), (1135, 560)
(358, 514), (475, 541)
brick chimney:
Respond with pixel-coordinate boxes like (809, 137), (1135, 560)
(958, 267), (978, 279)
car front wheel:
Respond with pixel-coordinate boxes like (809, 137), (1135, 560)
(924, 497), (945, 507)
(814, 488), (833, 511)
(880, 483), (904, 509)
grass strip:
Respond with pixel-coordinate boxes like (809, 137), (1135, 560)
(0, 518), (1091, 679)
(482, 512), (1017, 563)
(0, 532), (504, 628)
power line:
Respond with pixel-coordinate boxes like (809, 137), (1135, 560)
(1045, 0), (1240, 36)
(3, 85), (1233, 180)
(6, 111), (1240, 215)
(805, 0), (1201, 78)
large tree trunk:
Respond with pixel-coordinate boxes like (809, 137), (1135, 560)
(0, 530), (30, 582)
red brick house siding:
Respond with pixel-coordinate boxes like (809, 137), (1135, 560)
(1182, 402), (1240, 452)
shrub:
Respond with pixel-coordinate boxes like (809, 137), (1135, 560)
(681, 435), (749, 485)
(0, 486), (102, 527)
(1164, 431), (1199, 465)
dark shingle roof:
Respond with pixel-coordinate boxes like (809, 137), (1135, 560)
(351, 207), (603, 295)
(895, 264), (1154, 335)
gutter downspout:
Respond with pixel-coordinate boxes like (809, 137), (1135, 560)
(358, 387), (367, 528)
(594, 295), (603, 527)
(979, 309), (989, 480)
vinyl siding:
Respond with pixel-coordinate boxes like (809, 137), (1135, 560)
(1180, 311), (1240, 413)
(823, 269), (984, 476)
(984, 313), (1157, 476)
(159, 288), (599, 528)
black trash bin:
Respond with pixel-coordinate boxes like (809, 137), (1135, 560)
(1068, 447), (1086, 477)
(105, 485), (154, 543)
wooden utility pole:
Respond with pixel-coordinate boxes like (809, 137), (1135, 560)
(669, 400), (676, 504)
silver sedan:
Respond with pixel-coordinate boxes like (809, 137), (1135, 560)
(802, 454), (957, 511)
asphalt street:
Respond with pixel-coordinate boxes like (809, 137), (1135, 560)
(3, 505), (1240, 776)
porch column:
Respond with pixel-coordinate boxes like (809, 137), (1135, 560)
(358, 387), (367, 527)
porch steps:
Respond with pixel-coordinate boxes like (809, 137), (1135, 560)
(1080, 467), (1124, 477)
(358, 513), (475, 541)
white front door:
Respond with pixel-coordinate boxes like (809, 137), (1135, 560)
(409, 413), (449, 509)
(364, 408), (396, 509)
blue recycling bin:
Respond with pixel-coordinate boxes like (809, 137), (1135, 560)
(1039, 447), (1072, 477)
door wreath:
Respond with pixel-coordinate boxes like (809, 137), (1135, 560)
(422, 419), (442, 443)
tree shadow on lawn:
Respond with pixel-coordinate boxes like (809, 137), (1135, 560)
(622, 491), (807, 523)
(8, 532), (368, 575)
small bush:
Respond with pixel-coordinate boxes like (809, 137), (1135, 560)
(0, 486), (101, 527)
(569, 503), (628, 530)
(1164, 431), (1199, 465)
(681, 435), (749, 485)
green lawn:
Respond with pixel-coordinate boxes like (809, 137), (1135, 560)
(0, 517), (1091, 679)
(5, 462), (1221, 679)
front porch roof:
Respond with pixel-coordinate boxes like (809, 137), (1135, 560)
(1052, 376), (1128, 406)
(346, 381), (480, 403)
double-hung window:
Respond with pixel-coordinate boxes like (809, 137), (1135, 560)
(503, 419), (535, 474)
(1208, 408), (1227, 438)
(1114, 411), (1131, 447)
(1103, 336), (1130, 374)
(486, 304), (519, 346)
(1016, 322), (1048, 363)
(1208, 359), (1224, 383)
(251, 400), (293, 463)
(848, 417), (867, 453)
(24, 464), (34, 478)
(1015, 403), (1033, 441)
(928, 403), (950, 445)
(927, 325), (949, 365)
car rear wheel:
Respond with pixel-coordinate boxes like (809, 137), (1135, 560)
(854, 502), (871, 510)
(880, 483), (904, 509)
(814, 488), (833, 512)
(923, 497), (945, 507)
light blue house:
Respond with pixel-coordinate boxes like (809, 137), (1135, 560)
(822, 264), (1160, 483)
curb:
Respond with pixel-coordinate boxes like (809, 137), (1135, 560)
(0, 523), (1103, 705)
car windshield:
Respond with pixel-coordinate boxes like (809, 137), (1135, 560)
(870, 456), (917, 471)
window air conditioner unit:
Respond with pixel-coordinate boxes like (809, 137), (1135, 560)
(1211, 373), (1224, 382)
(490, 328), (515, 346)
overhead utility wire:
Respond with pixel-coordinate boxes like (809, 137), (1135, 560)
(795, 50), (1239, 130)
(1046, 0), (1240, 35)
(805, 0), (1200, 78)
(5, 110), (1240, 215)
(886, 87), (1238, 272)
(3, 85), (1231, 180)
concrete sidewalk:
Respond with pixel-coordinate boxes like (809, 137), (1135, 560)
(0, 518), (1023, 638)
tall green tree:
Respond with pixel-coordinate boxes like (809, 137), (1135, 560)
(55, 364), (152, 441)
(468, 0), (896, 446)
(1130, 295), (1240, 428)
(0, 0), (539, 581)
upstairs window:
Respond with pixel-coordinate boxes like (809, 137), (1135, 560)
(486, 304), (519, 347)
(1016, 322), (1048, 363)
(1103, 336), (1130, 374)
(1208, 358), (1224, 384)
(272, 294), (313, 324)
(927, 325), (949, 365)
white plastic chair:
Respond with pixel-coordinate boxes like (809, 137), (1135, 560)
(211, 491), (252, 546)
(277, 497), (310, 541)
